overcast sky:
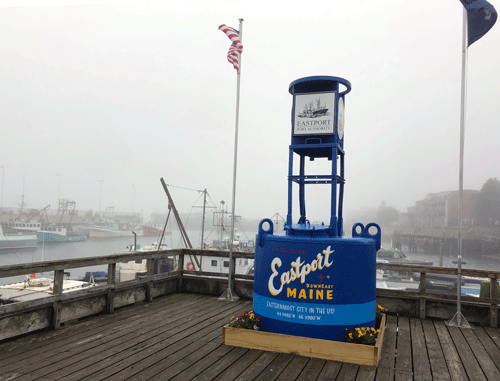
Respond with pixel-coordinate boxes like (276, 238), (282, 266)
(1, 0), (499, 225)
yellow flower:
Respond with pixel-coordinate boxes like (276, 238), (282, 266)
(250, 313), (254, 319)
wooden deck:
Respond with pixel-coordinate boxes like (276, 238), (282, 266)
(0, 293), (499, 381)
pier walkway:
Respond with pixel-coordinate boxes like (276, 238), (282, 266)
(1, 293), (499, 381)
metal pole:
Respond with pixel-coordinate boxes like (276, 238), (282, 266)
(57, 173), (61, 206)
(201, 189), (207, 249)
(0, 165), (4, 209)
(220, 18), (243, 302)
(448, 8), (471, 329)
(42, 227), (45, 262)
(220, 200), (225, 241)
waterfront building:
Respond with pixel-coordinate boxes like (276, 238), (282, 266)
(407, 190), (479, 228)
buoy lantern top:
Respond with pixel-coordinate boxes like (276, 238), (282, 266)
(288, 76), (351, 96)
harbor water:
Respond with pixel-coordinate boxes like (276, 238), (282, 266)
(0, 227), (254, 286)
(380, 241), (500, 272)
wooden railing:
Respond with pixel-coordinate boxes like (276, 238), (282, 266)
(0, 248), (252, 341)
(1, 249), (499, 341)
(376, 262), (500, 327)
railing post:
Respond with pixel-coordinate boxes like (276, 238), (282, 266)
(419, 272), (426, 319)
(490, 276), (498, 328)
(107, 263), (116, 314)
(52, 270), (64, 329)
(177, 250), (184, 293)
(146, 258), (154, 302)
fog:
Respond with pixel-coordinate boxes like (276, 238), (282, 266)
(1, 0), (499, 225)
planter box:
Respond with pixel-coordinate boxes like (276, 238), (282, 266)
(222, 314), (386, 366)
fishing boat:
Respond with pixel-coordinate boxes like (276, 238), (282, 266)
(117, 242), (175, 281)
(36, 226), (86, 243)
(141, 223), (172, 237)
(74, 219), (143, 238)
(298, 97), (329, 118)
(184, 255), (253, 276)
(375, 264), (487, 297)
(377, 248), (433, 266)
(210, 231), (255, 252)
(151, 183), (254, 274)
(209, 200), (255, 252)
(0, 275), (96, 303)
(0, 225), (38, 251)
(2, 221), (43, 233)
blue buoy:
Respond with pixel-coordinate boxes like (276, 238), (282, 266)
(253, 76), (381, 341)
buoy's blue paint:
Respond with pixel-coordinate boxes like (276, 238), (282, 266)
(254, 220), (380, 341)
(253, 76), (381, 342)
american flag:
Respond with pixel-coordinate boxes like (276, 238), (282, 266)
(219, 24), (243, 71)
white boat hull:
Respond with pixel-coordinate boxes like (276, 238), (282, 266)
(74, 226), (143, 238)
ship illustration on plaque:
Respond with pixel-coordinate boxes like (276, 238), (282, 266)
(298, 97), (329, 118)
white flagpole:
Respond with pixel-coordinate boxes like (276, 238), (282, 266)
(220, 18), (243, 302)
(448, 7), (471, 328)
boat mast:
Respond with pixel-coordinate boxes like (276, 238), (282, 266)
(200, 189), (207, 249)
(220, 200), (225, 242)
(193, 189), (215, 249)
(19, 174), (26, 215)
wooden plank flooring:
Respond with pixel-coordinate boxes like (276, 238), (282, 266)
(0, 293), (499, 380)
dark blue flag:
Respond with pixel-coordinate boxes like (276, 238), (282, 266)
(459, 0), (497, 46)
